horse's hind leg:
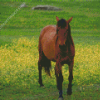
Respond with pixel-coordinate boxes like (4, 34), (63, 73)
(38, 59), (44, 87)
(38, 51), (51, 87)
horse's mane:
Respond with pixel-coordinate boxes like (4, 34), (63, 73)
(57, 19), (66, 28)
(57, 19), (71, 36)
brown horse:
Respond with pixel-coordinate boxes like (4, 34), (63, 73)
(38, 16), (75, 100)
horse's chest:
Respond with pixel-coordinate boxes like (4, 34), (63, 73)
(57, 45), (75, 62)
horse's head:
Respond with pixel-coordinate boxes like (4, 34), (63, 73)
(56, 16), (73, 49)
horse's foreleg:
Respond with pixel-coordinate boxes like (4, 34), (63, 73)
(38, 61), (44, 87)
(67, 60), (74, 95)
(55, 63), (63, 99)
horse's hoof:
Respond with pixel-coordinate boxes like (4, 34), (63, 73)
(67, 88), (72, 95)
(40, 84), (44, 87)
(58, 97), (63, 100)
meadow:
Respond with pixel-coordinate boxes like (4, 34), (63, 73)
(0, 0), (100, 100)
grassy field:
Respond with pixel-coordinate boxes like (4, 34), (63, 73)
(0, 0), (100, 100)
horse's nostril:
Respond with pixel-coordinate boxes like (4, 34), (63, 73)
(59, 45), (61, 49)
(59, 45), (66, 50)
(65, 40), (67, 45)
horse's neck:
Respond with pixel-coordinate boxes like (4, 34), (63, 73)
(64, 35), (74, 54)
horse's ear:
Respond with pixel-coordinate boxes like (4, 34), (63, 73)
(56, 16), (59, 21)
(67, 17), (73, 23)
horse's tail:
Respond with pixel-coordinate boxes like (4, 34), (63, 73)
(43, 59), (51, 77)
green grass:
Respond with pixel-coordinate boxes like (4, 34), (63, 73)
(0, 0), (100, 30)
(0, 37), (100, 100)
(0, 0), (100, 100)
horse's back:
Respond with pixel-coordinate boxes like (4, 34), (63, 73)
(40, 25), (56, 38)
(39, 25), (57, 61)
